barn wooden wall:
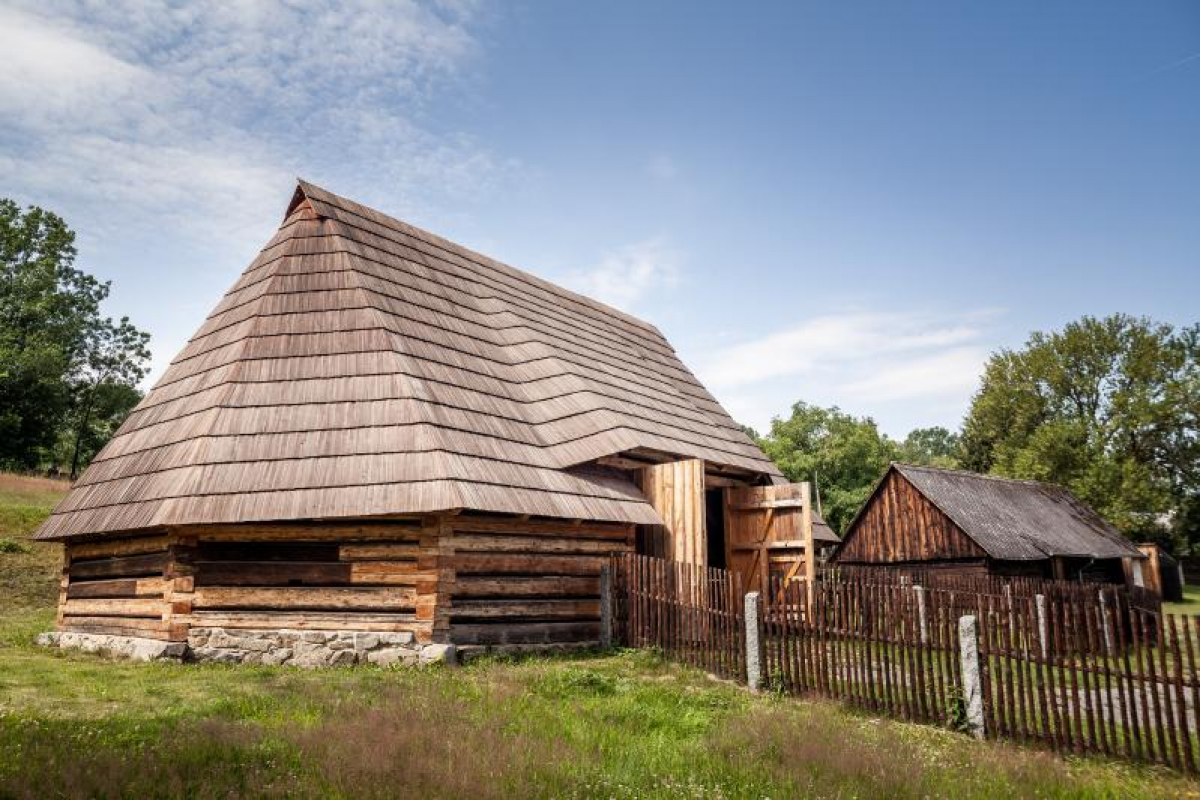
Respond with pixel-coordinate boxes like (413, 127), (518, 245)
(835, 470), (985, 564)
(636, 459), (706, 565)
(59, 534), (182, 641)
(447, 516), (634, 646)
(59, 513), (634, 649)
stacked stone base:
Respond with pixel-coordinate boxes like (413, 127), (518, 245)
(37, 629), (455, 668)
(188, 628), (455, 667)
(35, 631), (187, 662)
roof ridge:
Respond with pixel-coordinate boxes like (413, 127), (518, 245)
(893, 461), (1065, 491)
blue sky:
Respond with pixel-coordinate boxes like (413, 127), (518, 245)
(2, 1), (1197, 437)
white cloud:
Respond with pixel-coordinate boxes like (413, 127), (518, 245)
(564, 238), (680, 312)
(0, 1), (506, 256)
(691, 309), (999, 436)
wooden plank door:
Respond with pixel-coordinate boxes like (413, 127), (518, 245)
(725, 483), (813, 595)
(637, 459), (706, 565)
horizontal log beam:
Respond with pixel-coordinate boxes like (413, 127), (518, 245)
(59, 622), (176, 641)
(194, 561), (351, 586)
(453, 553), (607, 576)
(447, 534), (623, 555)
(453, 576), (599, 598)
(69, 535), (170, 559)
(450, 599), (600, 619)
(61, 598), (168, 618)
(70, 552), (168, 580)
(451, 621), (600, 645)
(61, 615), (173, 632)
(67, 577), (169, 599)
(192, 586), (416, 611)
(339, 543), (421, 561)
(176, 522), (423, 542)
(185, 611), (428, 634)
(451, 518), (631, 540)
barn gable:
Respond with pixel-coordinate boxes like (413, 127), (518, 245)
(833, 467), (986, 564)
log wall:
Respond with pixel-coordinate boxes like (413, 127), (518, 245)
(61, 534), (182, 641)
(58, 513), (635, 649)
(448, 516), (634, 646)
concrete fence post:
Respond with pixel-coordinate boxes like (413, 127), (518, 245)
(744, 591), (764, 692)
(914, 585), (928, 645)
(1035, 593), (1048, 659)
(1097, 590), (1112, 655)
(958, 614), (986, 740)
(599, 563), (614, 649)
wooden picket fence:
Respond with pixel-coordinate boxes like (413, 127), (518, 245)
(763, 577), (963, 728)
(612, 553), (744, 681)
(973, 587), (1200, 770)
(613, 553), (1200, 772)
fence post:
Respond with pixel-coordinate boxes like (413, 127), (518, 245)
(1035, 593), (1048, 658)
(744, 591), (764, 692)
(958, 614), (986, 740)
(600, 563), (613, 649)
(914, 585), (928, 644)
(1097, 589), (1112, 655)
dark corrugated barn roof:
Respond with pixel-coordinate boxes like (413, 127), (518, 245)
(894, 464), (1143, 560)
(36, 181), (781, 540)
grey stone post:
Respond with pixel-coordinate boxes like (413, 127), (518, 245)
(599, 563), (613, 650)
(1035, 593), (1048, 659)
(744, 591), (764, 692)
(958, 614), (986, 740)
(1097, 590), (1112, 655)
(914, 585), (928, 644)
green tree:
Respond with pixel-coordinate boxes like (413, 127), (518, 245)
(0, 199), (149, 473)
(961, 314), (1199, 548)
(899, 426), (961, 469)
(757, 402), (899, 534)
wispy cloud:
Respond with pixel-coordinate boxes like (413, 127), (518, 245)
(564, 238), (681, 313)
(691, 309), (1000, 435)
(0, 1), (508, 257)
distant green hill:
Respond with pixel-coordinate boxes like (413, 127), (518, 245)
(0, 473), (68, 612)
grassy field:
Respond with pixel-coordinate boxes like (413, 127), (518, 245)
(1, 473), (1197, 798)
(1166, 585), (1200, 617)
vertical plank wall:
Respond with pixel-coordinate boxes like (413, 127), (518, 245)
(835, 470), (987, 565)
(637, 459), (707, 565)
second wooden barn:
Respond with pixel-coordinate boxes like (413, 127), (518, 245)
(831, 463), (1146, 585)
(35, 181), (817, 665)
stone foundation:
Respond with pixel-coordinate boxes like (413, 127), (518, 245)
(37, 629), (456, 668)
(187, 627), (455, 667)
(35, 631), (187, 662)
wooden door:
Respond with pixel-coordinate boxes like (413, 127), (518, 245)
(725, 483), (813, 595)
(637, 459), (706, 565)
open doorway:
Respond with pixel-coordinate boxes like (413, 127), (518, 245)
(705, 488), (726, 569)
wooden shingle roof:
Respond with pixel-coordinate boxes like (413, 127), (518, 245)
(36, 181), (781, 540)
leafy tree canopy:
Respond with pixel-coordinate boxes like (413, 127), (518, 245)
(961, 314), (1199, 549)
(754, 403), (959, 534)
(0, 199), (150, 474)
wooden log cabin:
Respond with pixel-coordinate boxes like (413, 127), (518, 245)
(831, 463), (1145, 584)
(34, 181), (818, 665)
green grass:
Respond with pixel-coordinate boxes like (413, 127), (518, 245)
(1166, 585), (1200, 617)
(0, 472), (1197, 798)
